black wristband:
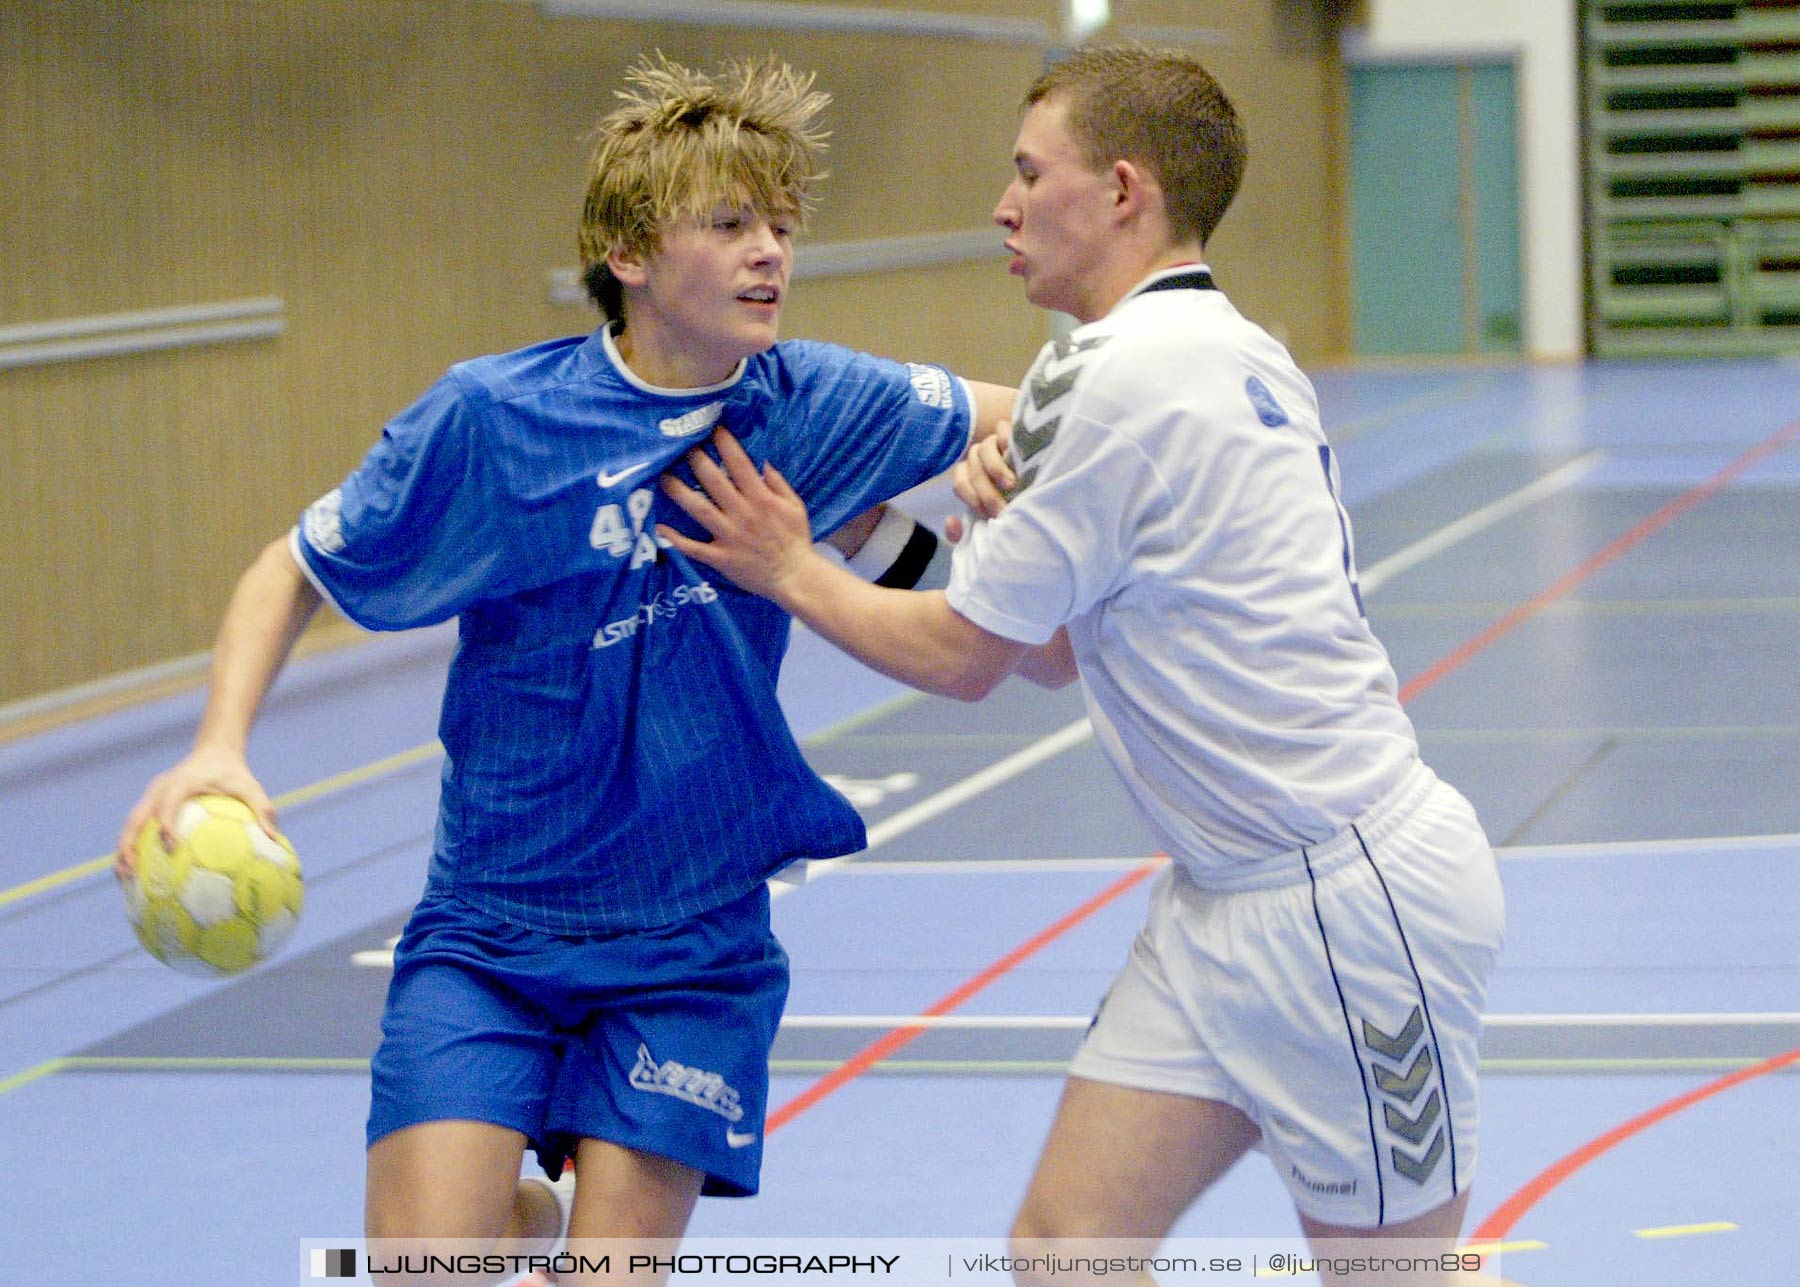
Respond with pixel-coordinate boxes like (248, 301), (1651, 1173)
(873, 521), (941, 589)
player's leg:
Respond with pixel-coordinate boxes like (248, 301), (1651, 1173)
(548, 1137), (705, 1286)
(365, 1118), (535, 1247)
(565, 1136), (702, 1237)
(1007, 870), (1262, 1283)
(364, 895), (571, 1282)
(546, 883), (789, 1284)
(1010, 1076), (1259, 1276)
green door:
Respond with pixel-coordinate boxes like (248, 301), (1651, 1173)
(1348, 61), (1522, 356)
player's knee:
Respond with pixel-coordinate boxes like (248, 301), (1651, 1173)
(1008, 1199), (1109, 1286)
(1010, 1191), (1048, 1246)
(364, 1184), (508, 1250)
(1004, 1224), (1056, 1287)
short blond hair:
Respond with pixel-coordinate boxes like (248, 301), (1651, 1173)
(577, 54), (830, 323)
(1026, 46), (1245, 248)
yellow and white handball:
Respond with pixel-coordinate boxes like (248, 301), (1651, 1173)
(123, 794), (305, 977)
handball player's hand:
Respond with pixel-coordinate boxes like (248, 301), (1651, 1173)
(945, 427), (1016, 542)
(116, 749), (277, 879)
(659, 427), (817, 599)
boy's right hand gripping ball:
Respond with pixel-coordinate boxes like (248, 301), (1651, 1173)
(123, 794), (305, 977)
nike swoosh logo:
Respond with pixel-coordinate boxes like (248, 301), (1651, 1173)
(726, 1129), (758, 1149)
(596, 461), (653, 489)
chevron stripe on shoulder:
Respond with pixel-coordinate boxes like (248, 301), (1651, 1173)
(1006, 334), (1112, 498)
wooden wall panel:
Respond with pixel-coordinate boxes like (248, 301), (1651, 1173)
(0, 0), (1344, 709)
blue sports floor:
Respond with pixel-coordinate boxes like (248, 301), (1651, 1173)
(2, 360), (1797, 1284)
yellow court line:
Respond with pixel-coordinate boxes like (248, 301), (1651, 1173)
(800, 689), (924, 745)
(1462, 1241), (1547, 1255)
(0, 1058), (68, 1095)
(262, 740), (444, 810)
(63, 1056), (370, 1074)
(1634, 1222), (1738, 1239)
(0, 1056), (371, 1097)
(0, 856), (114, 909)
(0, 740), (445, 911)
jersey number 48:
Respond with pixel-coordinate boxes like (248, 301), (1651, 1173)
(590, 487), (667, 569)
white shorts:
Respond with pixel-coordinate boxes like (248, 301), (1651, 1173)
(1069, 761), (1505, 1227)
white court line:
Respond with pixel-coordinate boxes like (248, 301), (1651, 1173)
(863, 717), (1095, 850)
(1329, 374), (1498, 445)
(1498, 832), (1800, 862)
(351, 938), (401, 968)
(1358, 451), (1604, 596)
(1484, 1012), (1800, 1028)
(775, 1011), (1800, 1030)
(835, 857), (1165, 874)
(774, 716), (1095, 897)
(828, 837), (1800, 872)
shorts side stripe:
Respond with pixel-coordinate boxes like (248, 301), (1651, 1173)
(1303, 844), (1386, 1225)
(1354, 824), (1461, 1203)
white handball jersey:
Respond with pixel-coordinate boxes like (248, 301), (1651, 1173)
(947, 266), (1420, 880)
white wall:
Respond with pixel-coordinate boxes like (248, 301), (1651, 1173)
(1345, 1), (1583, 360)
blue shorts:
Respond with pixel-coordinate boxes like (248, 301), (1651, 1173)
(367, 883), (788, 1197)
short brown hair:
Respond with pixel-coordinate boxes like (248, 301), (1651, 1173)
(577, 54), (830, 323)
(1025, 45), (1245, 247)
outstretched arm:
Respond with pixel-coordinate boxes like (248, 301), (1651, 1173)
(116, 536), (322, 872)
(659, 429), (1030, 701)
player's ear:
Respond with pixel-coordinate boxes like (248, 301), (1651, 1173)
(1112, 159), (1157, 221)
(607, 243), (648, 288)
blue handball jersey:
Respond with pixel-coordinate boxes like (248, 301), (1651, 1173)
(293, 326), (971, 933)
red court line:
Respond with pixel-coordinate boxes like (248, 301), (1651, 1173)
(1398, 415), (1800, 705)
(1445, 416), (1800, 1239)
(1473, 1046), (1800, 1241)
(765, 859), (1163, 1135)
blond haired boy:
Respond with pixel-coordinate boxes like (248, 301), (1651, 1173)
(121, 54), (1012, 1282)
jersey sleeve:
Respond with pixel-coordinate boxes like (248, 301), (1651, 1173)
(946, 343), (1167, 645)
(771, 344), (973, 535)
(292, 372), (509, 631)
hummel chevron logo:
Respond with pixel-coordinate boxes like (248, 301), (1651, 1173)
(1361, 1008), (1424, 1061)
(1391, 1127), (1446, 1185)
(1052, 332), (1110, 363)
(1027, 364), (1081, 413)
(1007, 334), (1110, 499)
(1013, 417), (1062, 462)
(1370, 1046), (1434, 1102)
(1022, 334), (1107, 418)
(597, 461), (653, 489)
(1364, 1005), (1447, 1184)
(1383, 1088), (1442, 1145)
